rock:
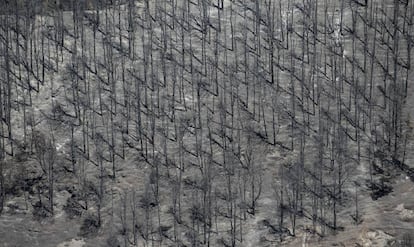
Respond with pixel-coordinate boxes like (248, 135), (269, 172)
(57, 238), (85, 247)
(396, 204), (414, 222)
(360, 229), (394, 247)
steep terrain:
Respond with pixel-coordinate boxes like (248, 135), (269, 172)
(0, 0), (413, 246)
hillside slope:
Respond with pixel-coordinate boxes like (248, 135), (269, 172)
(0, 0), (413, 246)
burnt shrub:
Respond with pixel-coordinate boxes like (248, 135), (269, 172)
(63, 194), (85, 219)
(32, 201), (51, 219)
(367, 180), (393, 200)
(79, 214), (100, 237)
(106, 235), (121, 247)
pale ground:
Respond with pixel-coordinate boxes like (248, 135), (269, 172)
(0, 0), (413, 246)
